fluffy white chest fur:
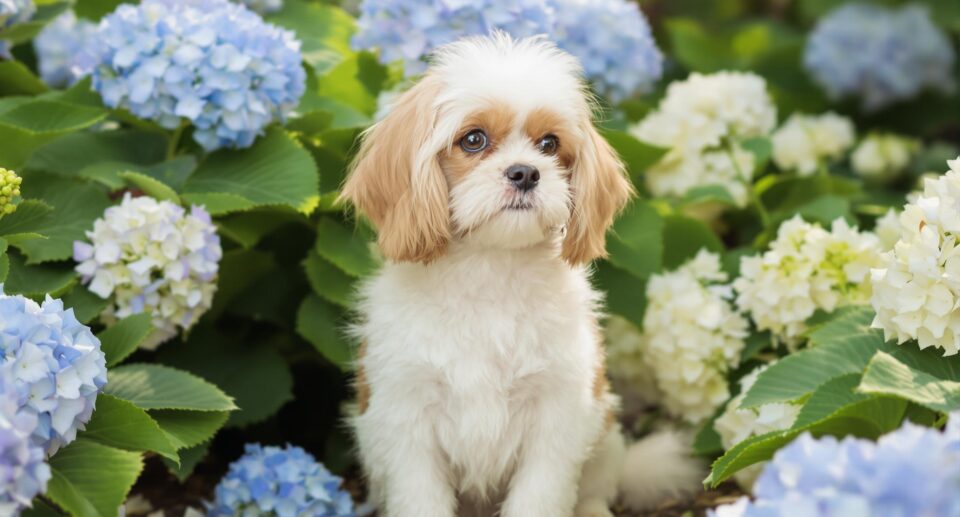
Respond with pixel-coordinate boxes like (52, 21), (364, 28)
(355, 242), (603, 495)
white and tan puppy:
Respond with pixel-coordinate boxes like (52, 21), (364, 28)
(342, 33), (701, 517)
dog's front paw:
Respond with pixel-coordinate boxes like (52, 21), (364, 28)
(574, 498), (614, 517)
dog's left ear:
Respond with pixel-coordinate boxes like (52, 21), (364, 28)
(561, 121), (635, 265)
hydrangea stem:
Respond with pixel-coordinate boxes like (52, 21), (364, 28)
(725, 140), (771, 228)
(166, 122), (187, 160)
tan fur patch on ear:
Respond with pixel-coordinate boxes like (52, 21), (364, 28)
(356, 341), (370, 415)
(562, 121), (635, 264)
(340, 76), (450, 263)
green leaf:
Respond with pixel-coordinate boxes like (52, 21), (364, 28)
(161, 441), (210, 483)
(28, 130), (166, 178)
(0, 62), (47, 96)
(13, 176), (111, 264)
(157, 329), (294, 428)
(742, 137), (772, 170)
(601, 130), (669, 181)
(315, 217), (377, 277)
(97, 313), (154, 367)
(208, 248), (276, 319)
(606, 200), (664, 279)
(182, 128), (320, 215)
(81, 394), (178, 461)
(104, 364), (237, 412)
(661, 214), (723, 270)
(216, 209), (303, 248)
(693, 413), (724, 456)
(707, 389), (906, 486)
(304, 248), (355, 307)
(62, 286), (110, 324)
(0, 100), (105, 134)
(740, 306), (886, 408)
(46, 439), (143, 517)
(594, 261), (647, 329)
(794, 194), (853, 227)
(681, 185), (738, 208)
(118, 171), (180, 203)
(297, 294), (353, 370)
(0, 200), (54, 240)
(0, 1), (70, 44)
(858, 352), (960, 412)
(665, 18), (737, 72)
(4, 252), (75, 298)
(75, 0), (131, 20)
(312, 52), (383, 115)
(268, 0), (356, 75)
(150, 410), (230, 450)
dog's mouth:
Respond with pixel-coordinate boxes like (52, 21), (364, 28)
(504, 199), (536, 211)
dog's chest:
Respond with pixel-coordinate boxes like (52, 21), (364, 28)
(361, 252), (597, 491)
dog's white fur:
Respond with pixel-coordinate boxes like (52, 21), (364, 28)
(342, 34), (702, 517)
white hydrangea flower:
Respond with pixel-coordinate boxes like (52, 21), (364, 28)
(734, 216), (883, 343)
(603, 315), (661, 414)
(645, 145), (755, 207)
(771, 112), (855, 176)
(630, 72), (775, 205)
(640, 250), (748, 424)
(874, 209), (902, 250)
(870, 157), (960, 355)
(714, 364), (801, 490)
(73, 194), (222, 349)
(851, 133), (918, 180)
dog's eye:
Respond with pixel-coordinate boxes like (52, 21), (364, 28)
(537, 134), (559, 156)
(460, 129), (488, 153)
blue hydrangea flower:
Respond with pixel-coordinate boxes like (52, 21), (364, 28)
(209, 444), (355, 517)
(237, 0), (282, 15)
(33, 11), (99, 88)
(0, 0), (36, 59)
(710, 415), (960, 517)
(352, 0), (556, 76)
(0, 367), (50, 515)
(550, 0), (661, 101)
(805, 3), (956, 111)
(0, 292), (107, 455)
(91, 0), (306, 151)
(352, 0), (661, 100)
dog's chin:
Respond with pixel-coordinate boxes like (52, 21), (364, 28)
(460, 208), (554, 250)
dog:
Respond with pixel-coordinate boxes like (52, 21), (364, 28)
(341, 33), (702, 517)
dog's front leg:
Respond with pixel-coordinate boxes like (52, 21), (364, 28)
(358, 415), (456, 517)
(500, 397), (597, 517)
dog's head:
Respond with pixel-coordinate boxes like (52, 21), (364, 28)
(341, 33), (634, 264)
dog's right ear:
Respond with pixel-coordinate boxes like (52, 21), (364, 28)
(340, 76), (450, 263)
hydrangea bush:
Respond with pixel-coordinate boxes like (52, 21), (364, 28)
(0, 0), (956, 513)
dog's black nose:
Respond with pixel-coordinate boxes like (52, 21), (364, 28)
(505, 164), (540, 191)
